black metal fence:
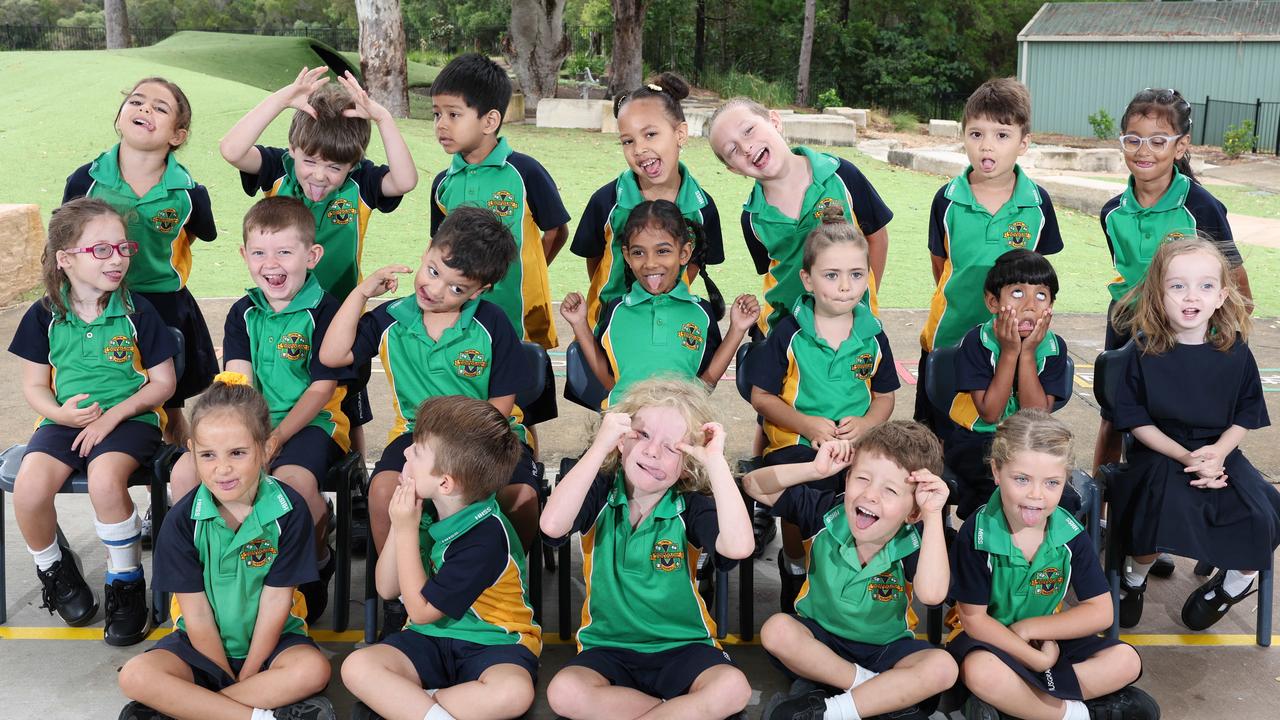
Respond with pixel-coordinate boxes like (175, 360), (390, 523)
(0, 24), (368, 52)
(1190, 97), (1280, 155)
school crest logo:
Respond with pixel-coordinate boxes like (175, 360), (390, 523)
(677, 322), (704, 351)
(276, 332), (309, 361)
(1004, 221), (1031, 248)
(454, 349), (488, 378)
(851, 352), (874, 380)
(812, 197), (841, 219)
(1030, 567), (1064, 596)
(103, 335), (136, 364)
(151, 207), (180, 234)
(1165, 231), (1188, 241)
(240, 538), (278, 568)
(650, 539), (683, 572)
(867, 572), (904, 603)
(325, 198), (356, 225)
(487, 190), (518, 217)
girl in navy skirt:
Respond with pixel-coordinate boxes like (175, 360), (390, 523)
(1109, 237), (1279, 631)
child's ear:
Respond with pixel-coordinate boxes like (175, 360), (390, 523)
(482, 109), (502, 136)
(675, 121), (689, 149)
(169, 128), (189, 149)
(678, 240), (693, 265)
(799, 268), (814, 293)
(439, 473), (459, 497)
(307, 243), (324, 269)
(768, 110), (784, 134)
(989, 460), (1001, 486)
(265, 435), (280, 463)
(1017, 130), (1030, 156)
(1174, 133), (1191, 160)
(983, 291), (1001, 314)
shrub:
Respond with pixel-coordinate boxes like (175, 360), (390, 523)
(564, 51), (606, 80)
(1223, 120), (1258, 159)
(1088, 109), (1115, 140)
(890, 111), (919, 132)
(816, 88), (842, 111)
(703, 69), (794, 108)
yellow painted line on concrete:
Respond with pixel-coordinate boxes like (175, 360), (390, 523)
(1120, 633), (1278, 647)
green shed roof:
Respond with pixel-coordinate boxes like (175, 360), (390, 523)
(1019, 1), (1280, 42)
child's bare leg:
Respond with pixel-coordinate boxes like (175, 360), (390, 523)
(369, 469), (399, 554)
(498, 484), (540, 552)
(13, 453), (74, 549)
(85, 453), (138, 524)
(165, 409), (190, 448)
(852, 649), (956, 715)
(761, 613), (858, 688)
(118, 649), (257, 720)
(342, 644), (435, 720)
(170, 452), (199, 503)
(434, 663), (536, 720)
(547, 666), (661, 720)
(641, 664), (751, 720)
(221, 644), (331, 710)
(1074, 645), (1142, 700)
(781, 521), (804, 563)
(350, 424), (366, 458)
(962, 650), (1063, 720)
(274, 464), (329, 555)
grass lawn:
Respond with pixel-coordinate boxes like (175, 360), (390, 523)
(2, 46), (1277, 316)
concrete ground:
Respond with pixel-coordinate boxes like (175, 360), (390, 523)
(1, 301), (1277, 719)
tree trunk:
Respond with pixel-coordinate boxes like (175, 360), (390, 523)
(838, 0), (850, 24)
(104, 0), (130, 49)
(609, 0), (650, 97)
(354, 0), (409, 118)
(795, 0), (816, 106)
(693, 0), (706, 83)
(505, 0), (571, 110)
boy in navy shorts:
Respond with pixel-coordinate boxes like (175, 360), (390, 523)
(744, 421), (957, 720)
(341, 396), (540, 720)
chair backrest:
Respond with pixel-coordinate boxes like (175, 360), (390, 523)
(925, 344), (1073, 419)
(168, 327), (186, 381)
(1092, 341), (1135, 417)
(563, 341), (608, 411)
(734, 341), (759, 403)
(516, 341), (549, 411)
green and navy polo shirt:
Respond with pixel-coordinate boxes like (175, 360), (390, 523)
(155, 475), (318, 659)
(949, 319), (1070, 433)
(921, 166), (1062, 352)
(1101, 168), (1240, 303)
(223, 273), (354, 450)
(550, 471), (735, 653)
(241, 145), (402, 301)
(9, 290), (178, 429)
(595, 281), (722, 409)
(349, 296), (525, 441)
(741, 147), (893, 332)
(430, 137), (571, 349)
(747, 295), (899, 455)
(407, 494), (541, 655)
(64, 145), (217, 293)
(951, 488), (1106, 626)
(571, 163), (725, 328)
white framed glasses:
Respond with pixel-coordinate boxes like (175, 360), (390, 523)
(1118, 134), (1183, 154)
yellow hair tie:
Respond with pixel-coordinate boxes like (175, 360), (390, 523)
(213, 371), (251, 387)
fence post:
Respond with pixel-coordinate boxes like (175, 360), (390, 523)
(1202, 95), (1210, 146)
(1274, 104), (1280, 157)
(1255, 98), (1263, 153)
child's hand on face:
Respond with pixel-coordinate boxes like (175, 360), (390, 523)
(804, 415), (839, 447)
(994, 306), (1022, 355)
(1022, 308), (1053, 352)
(728, 294), (761, 333)
(58, 393), (101, 428)
(812, 439), (855, 477)
(596, 411), (635, 449)
(560, 292), (588, 327)
(358, 265), (412, 299)
(676, 422), (726, 467)
(278, 66), (330, 118)
(388, 474), (422, 530)
(908, 469), (950, 515)
(335, 71), (390, 122)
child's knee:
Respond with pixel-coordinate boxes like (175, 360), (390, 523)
(484, 671), (536, 716)
(369, 471), (397, 507)
(703, 667), (752, 713)
(961, 651), (1007, 695)
(286, 647), (332, 694)
(917, 649), (960, 692)
(118, 654), (154, 699)
(760, 613), (801, 653)
(546, 669), (589, 715)
(275, 465), (320, 497)
(1109, 645), (1143, 685)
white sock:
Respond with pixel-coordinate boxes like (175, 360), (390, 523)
(95, 511), (142, 580)
(425, 688), (438, 696)
(29, 541), (62, 571)
(1061, 699), (1089, 720)
(250, 709), (275, 720)
(1123, 556), (1154, 590)
(823, 691), (860, 720)
(1219, 570), (1257, 598)
(851, 664), (879, 689)
(425, 704), (456, 720)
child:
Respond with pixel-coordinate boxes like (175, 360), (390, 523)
(341, 396), (540, 720)
(706, 97), (892, 333)
(63, 76), (217, 446)
(950, 409), (1158, 720)
(221, 67), (418, 451)
(117, 375), (333, 720)
(318, 206), (541, 633)
(8, 198), (177, 646)
(947, 249), (1070, 520)
(169, 196), (354, 623)
(562, 199), (759, 407)
(743, 421), (957, 720)
(1093, 87), (1251, 478)
(541, 378), (755, 720)
(1107, 238), (1279, 631)
(572, 72), (726, 328)
(746, 205), (899, 612)
(917, 77), (1062, 434)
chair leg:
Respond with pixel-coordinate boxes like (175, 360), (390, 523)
(739, 556), (754, 642)
(529, 539), (543, 625)
(926, 605), (944, 646)
(333, 464), (353, 633)
(364, 539), (379, 646)
(1258, 567), (1273, 648)
(1, 488), (7, 625)
(558, 542), (571, 641)
(150, 468), (170, 626)
(715, 567), (729, 640)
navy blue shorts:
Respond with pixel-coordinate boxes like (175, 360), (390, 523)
(372, 432), (539, 493)
(341, 360), (373, 427)
(381, 630), (537, 686)
(762, 445), (844, 494)
(563, 643), (736, 700)
(24, 420), (160, 474)
(948, 631), (1136, 701)
(272, 425), (345, 485)
(768, 616), (935, 678)
(138, 289), (217, 408)
(148, 630), (316, 691)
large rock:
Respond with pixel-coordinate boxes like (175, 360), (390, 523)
(780, 114), (857, 147)
(600, 108), (618, 134)
(685, 107), (714, 138)
(535, 99), (611, 130)
(0, 204), (45, 307)
(928, 119), (961, 138)
(505, 93), (525, 125)
(823, 106), (867, 128)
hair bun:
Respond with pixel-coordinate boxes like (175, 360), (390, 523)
(650, 72), (690, 102)
(213, 371), (252, 387)
(819, 205), (847, 224)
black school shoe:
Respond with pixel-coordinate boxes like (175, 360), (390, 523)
(1084, 686), (1161, 719)
(762, 688), (827, 720)
(104, 575), (151, 646)
(117, 701), (172, 720)
(777, 551), (806, 614)
(962, 695), (1004, 720)
(301, 546), (337, 624)
(1181, 569), (1257, 631)
(36, 545), (98, 626)
(274, 695), (336, 720)
(1118, 578), (1146, 629)
(1148, 553), (1175, 579)
(753, 504), (778, 557)
(351, 702), (384, 720)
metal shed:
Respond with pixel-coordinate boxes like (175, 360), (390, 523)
(1017, 1), (1280, 151)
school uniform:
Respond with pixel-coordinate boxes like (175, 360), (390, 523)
(741, 147), (893, 333)
(949, 489), (1133, 701)
(548, 471), (738, 699)
(222, 273), (354, 483)
(747, 295), (898, 491)
(915, 166), (1062, 429)
(64, 146), (218, 406)
(1100, 169), (1239, 349)
(9, 291), (178, 469)
(595, 281), (722, 408)
(1109, 338), (1280, 570)
(768, 485), (934, 677)
(380, 494), (541, 684)
(149, 476), (319, 690)
(946, 320), (1070, 519)
(571, 163), (725, 328)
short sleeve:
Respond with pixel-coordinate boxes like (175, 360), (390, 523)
(1034, 186), (1063, 255)
(186, 184), (218, 242)
(682, 491), (738, 572)
(350, 304), (394, 368)
(745, 320), (795, 395)
(308, 295), (357, 383)
(870, 331), (900, 394)
(8, 301), (53, 365)
(62, 164), (94, 204)
(240, 145), (287, 196)
(927, 187), (949, 258)
(742, 211), (771, 275)
(544, 471), (613, 544)
(151, 494), (205, 594)
(352, 159), (403, 213)
(1233, 344), (1270, 430)
(594, 298), (622, 341)
(1100, 197), (1122, 267)
(421, 519), (508, 619)
(1188, 187), (1240, 267)
(948, 517), (993, 606)
(1064, 531), (1108, 601)
(1037, 337), (1071, 400)
(835, 159), (894, 236)
(1108, 347), (1153, 431)
(902, 540), (921, 584)
(265, 485), (320, 588)
(954, 329), (995, 393)
(221, 299), (253, 366)
(429, 171), (446, 236)
(698, 194), (726, 266)
(478, 302), (524, 399)
(695, 302), (723, 378)
(770, 484), (839, 539)
(130, 295), (180, 370)
(570, 183), (614, 259)
(511, 154), (571, 231)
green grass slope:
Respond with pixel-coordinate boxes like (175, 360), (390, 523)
(120, 32), (359, 91)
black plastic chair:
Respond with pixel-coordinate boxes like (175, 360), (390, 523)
(562, 341), (608, 411)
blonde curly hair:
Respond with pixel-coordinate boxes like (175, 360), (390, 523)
(600, 376), (718, 494)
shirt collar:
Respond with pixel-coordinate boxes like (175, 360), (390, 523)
(190, 474), (293, 528)
(386, 296), (480, 342)
(622, 278), (698, 306)
(57, 288), (129, 325)
(791, 294), (881, 345)
(973, 488), (1083, 559)
(823, 505), (922, 577)
(615, 162), (709, 213)
(1118, 167), (1191, 214)
(89, 144), (196, 193)
(246, 273), (324, 314)
(606, 471), (686, 520)
(446, 136), (513, 176)
(743, 146), (838, 216)
(946, 165), (1041, 210)
(423, 495), (499, 545)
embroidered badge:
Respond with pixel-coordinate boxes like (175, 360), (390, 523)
(487, 190), (518, 217)
(868, 572), (905, 603)
(678, 322), (704, 351)
(851, 352), (874, 380)
(1004, 221), (1031, 248)
(326, 197), (356, 225)
(277, 332), (309, 361)
(650, 539), (683, 572)
(103, 335), (136, 364)
(454, 349), (489, 378)
(240, 538), (278, 568)
(151, 207), (180, 233)
(1030, 566), (1065, 596)
(812, 197), (841, 219)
